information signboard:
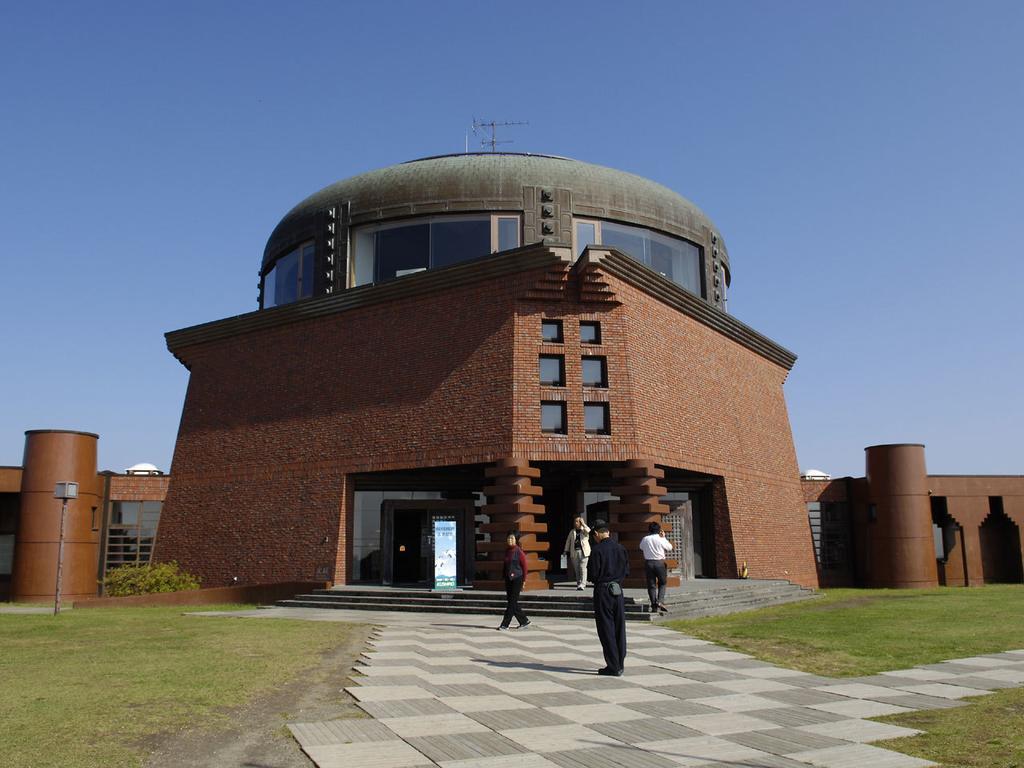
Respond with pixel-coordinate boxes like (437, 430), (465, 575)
(432, 518), (457, 590)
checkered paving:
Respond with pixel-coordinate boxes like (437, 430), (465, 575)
(285, 619), (1024, 767)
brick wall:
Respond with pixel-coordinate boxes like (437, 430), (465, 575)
(156, 271), (530, 586)
(108, 474), (170, 501)
(157, 259), (818, 588)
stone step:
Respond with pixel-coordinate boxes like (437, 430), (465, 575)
(286, 593), (650, 612)
(276, 598), (656, 622)
(274, 579), (816, 621)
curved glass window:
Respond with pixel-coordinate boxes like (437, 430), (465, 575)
(352, 214), (520, 287)
(575, 219), (703, 297)
(263, 241), (315, 308)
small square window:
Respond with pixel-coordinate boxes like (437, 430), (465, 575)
(584, 402), (610, 435)
(541, 320), (564, 343)
(582, 357), (608, 388)
(580, 321), (601, 344)
(539, 355), (565, 387)
(541, 402), (567, 434)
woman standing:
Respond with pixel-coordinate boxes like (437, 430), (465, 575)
(498, 531), (531, 630)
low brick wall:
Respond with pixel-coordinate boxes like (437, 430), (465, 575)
(72, 581), (328, 609)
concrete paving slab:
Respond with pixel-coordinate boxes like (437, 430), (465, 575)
(546, 744), (681, 767)
(303, 740), (434, 768)
(405, 731), (527, 762)
(690, 693), (789, 712)
(380, 712), (491, 738)
(723, 725), (847, 755)
(808, 699), (913, 718)
(587, 716), (703, 744)
(891, 682), (992, 699)
(499, 723), (624, 752)
(439, 754), (562, 768)
(345, 684), (435, 702)
(544, 702), (649, 724)
(438, 694), (537, 713)
(668, 712), (780, 736)
(788, 742), (937, 767)
(798, 719), (922, 743)
(633, 735), (775, 766)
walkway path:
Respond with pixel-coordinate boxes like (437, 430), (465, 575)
(205, 608), (1024, 768)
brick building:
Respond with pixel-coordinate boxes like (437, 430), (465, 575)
(155, 153), (819, 590)
(4, 155), (1019, 602)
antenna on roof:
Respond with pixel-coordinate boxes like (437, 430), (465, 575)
(471, 118), (529, 152)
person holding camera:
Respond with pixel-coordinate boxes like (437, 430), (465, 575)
(563, 516), (591, 590)
(587, 520), (629, 675)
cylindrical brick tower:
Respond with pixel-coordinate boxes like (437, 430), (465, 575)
(10, 430), (102, 601)
(864, 443), (938, 588)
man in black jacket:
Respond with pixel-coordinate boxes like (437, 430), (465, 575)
(588, 520), (629, 675)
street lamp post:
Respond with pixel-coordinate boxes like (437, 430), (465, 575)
(53, 481), (79, 615)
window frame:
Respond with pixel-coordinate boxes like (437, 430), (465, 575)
(539, 355), (566, 387)
(350, 213), (522, 288)
(580, 321), (602, 345)
(540, 401), (568, 435)
(583, 402), (611, 435)
(541, 319), (564, 344)
(581, 356), (608, 388)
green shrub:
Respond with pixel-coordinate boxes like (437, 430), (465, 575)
(103, 561), (201, 596)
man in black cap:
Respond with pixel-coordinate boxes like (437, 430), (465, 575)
(587, 520), (629, 675)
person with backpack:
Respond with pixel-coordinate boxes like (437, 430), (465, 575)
(498, 531), (531, 630)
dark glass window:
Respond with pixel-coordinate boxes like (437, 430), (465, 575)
(300, 243), (315, 298)
(584, 403), (610, 435)
(587, 219), (704, 297)
(431, 219), (491, 268)
(376, 223), (430, 282)
(497, 217), (519, 251)
(580, 321), (601, 344)
(601, 222), (647, 262)
(263, 241), (315, 308)
(541, 320), (563, 343)
(274, 249), (299, 306)
(541, 402), (567, 434)
(539, 355), (565, 387)
(582, 357), (608, 388)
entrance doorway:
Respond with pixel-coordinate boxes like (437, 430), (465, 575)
(380, 500), (475, 587)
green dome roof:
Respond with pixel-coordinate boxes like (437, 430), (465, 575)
(263, 153), (727, 270)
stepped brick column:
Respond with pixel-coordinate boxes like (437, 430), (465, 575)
(475, 457), (549, 591)
(609, 459), (680, 589)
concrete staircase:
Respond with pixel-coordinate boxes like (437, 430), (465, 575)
(275, 579), (816, 622)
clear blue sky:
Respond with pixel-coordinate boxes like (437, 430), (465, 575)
(1, 1), (1021, 478)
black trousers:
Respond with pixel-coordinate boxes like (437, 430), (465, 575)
(644, 560), (668, 607)
(501, 578), (528, 627)
(593, 584), (626, 672)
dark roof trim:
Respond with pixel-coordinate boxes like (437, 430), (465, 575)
(578, 248), (797, 370)
(166, 244), (570, 364)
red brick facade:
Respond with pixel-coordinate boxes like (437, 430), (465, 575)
(156, 247), (819, 588)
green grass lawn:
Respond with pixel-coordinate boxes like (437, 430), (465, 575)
(665, 585), (1024, 767)
(0, 605), (367, 768)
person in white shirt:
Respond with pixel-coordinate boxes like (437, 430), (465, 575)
(563, 516), (591, 590)
(639, 522), (673, 613)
